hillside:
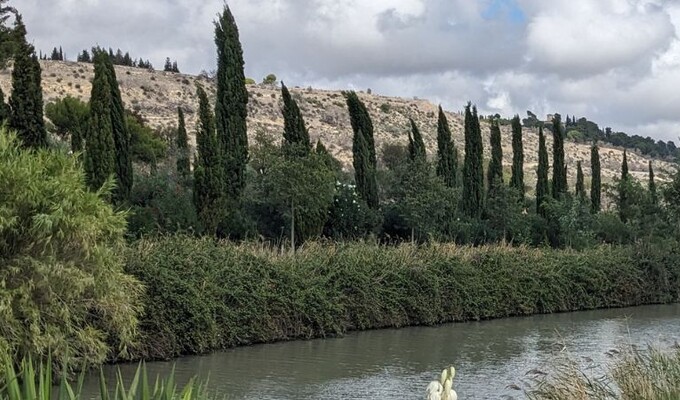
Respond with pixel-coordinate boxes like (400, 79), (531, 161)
(1, 60), (676, 190)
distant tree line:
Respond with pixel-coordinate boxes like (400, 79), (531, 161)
(76, 47), (155, 70)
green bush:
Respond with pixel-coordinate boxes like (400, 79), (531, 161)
(0, 130), (142, 367)
(125, 237), (680, 360)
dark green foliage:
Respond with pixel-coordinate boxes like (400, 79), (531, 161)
(0, 130), (142, 367)
(576, 161), (585, 200)
(408, 118), (426, 162)
(536, 126), (549, 216)
(163, 57), (180, 73)
(649, 161), (658, 206)
(485, 181), (529, 243)
(315, 138), (343, 173)
(126, 236), (680, 359)
(591, 144), (602, 213)
(193, 85), (224, 231)
(462, 103), (484, 217)
(127, 165), (198, 238)
(324, 181), (381, 239)
(103, 50), (133, 202)
(510, 115), (524, 196)
(176, 107), (191, 180)
(76, 49), (90, 63)
(381, 142), (409, 171)
(0, 0), (17, 67)
(281, 82), (311, 156)
(8, 16), (46, 149)
(551, 114), (567, 198)
(619, 150), (631, 223)
(0, 87), (9, 125)
(487, 118), (503, 188)
(84, 51), (115, 191)
(386, 159), (458, 241)
(214, 5), (249, 198)
(126, 112), (167, 164)
(345, 91), (379, 209)
(436, 105), (458, 187)
(44, 96), (89, 152)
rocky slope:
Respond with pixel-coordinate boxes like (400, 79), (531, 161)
(1, 60), (676, 191)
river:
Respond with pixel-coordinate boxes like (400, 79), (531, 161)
(85, 304), (680, 399)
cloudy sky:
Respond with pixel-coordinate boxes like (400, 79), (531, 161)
(14, 0), (680, 142)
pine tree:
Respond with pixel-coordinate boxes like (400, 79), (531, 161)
(462, 103), (484, 217)
(408, 118), (426, 162)
(649, 160), (658, 206)
(436, 105), (458, 187)
(103, 51), (132, 201)
(487, 117), (503, 188)
(172, 61), (179, 73)
(84, 50), (115, 190)
(346, 91), (378, 209)
(77, 49), (91, 63)
(214, 5), (249, 198)
(510, 115), (524, 196)
(551, 114), (567, 198)
(8, 16), (47, 149)
(536, 126), (549, 216)
(193, 85), (224, 224)
(590, 144), (601, 213)
(176, 107), (191, 180)
(575, 161), (585, 200)
(50, 46), (59, 60)
(281, 82), (311, 157)
(164, 57), (173, 72)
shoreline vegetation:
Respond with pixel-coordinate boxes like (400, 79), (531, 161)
(126, 236), (679, 361)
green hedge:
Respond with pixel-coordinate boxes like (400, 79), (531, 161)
(125, 237), (680, 360)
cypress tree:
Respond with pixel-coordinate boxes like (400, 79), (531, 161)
(436, 105), (458, 187)
(649, 160), (658, 206)
(176, 107), (190, 180)
(0, 87), (9, 124)
(536, 126), (549, 216)
(346, 91), (378, 209)
(9, 16), (46, 149)
(408, 118), (426, 162)
(102, 51), (132, 201)
(193, 85), (224, 222)
(214, 5), (249, 198)
(551, 114), (567, 198)
(487, 117), (503, 188)
(618, 150), (630, 222)
(590, 144), (601, 213)
(281, 82), (311, 157)
(84, 50), (115, 190)
(510, 115), (524, 196)
(462, 103), (484, 217)
(575, 161), (585, 200)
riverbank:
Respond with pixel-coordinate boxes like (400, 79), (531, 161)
(124, 237), (680, 360)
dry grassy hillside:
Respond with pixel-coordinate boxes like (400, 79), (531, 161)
(1, 60), (676, 191)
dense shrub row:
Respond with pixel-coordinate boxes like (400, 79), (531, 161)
(125, 236), (680, 360)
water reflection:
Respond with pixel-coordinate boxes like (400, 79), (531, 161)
(84, 304), (680, 399)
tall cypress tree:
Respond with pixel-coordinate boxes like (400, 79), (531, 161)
(510, 115), (524, 196)
(176, 107), (190, 180)
(575, 161), (585, 200)
(346, 91), (378, 209)
(462, 103), (484, 217)
(551, 114), (567, 198)
(618, 150), (630, 223)
(408, 118), (426, 162)
(536, 126), (549, 216)
(436, 105), (458, 187)
(214, 5), (248, 198)
(193, 85), (224, 223)
(0, 87), (9, 124)
(102, 51), (132, 201)
(487, 117), (503, 188)
(590, 144), (601, 213)
(9, 16), (46, 149)
(281, 82), (311, 157)
(649, 160), (658, 206)
(84, 50), (115, 191)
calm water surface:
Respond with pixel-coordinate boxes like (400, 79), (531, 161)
(85, 304), (680, 399)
